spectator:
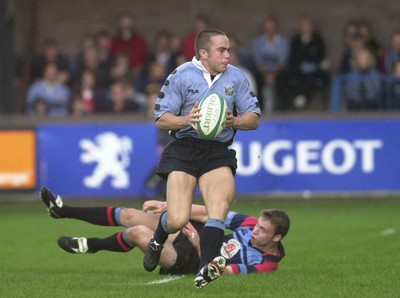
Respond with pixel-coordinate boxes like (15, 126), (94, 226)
(343, 48), (382, 110)
(385, 61), (400, 109)
(95, 30), (113, 72)
(384, 31), (400, 74)
(110, 14), (149, 80)
(230, 35), (258, 98)
(26, 63), (71, 116)
(136, 61), (166, 117)
(251, 16), (289, 112)
(72, 47), (110, 89)
(170, 33), (187, 66)
(31, 38), (70, 84)
(279, 16), (329, 110)
(358, 19), (385, 72)
(97, 81), (140, 113)
(343, 20), (360, 50)
(339, 30), (366, 74)
(71, 69), (105, 114)
(69, 33), (97, 77)
(70, 93), (91, 117)
(109, 51), (135, 84)
(180, 14), (210, 61)
(148, 30), (178, 75)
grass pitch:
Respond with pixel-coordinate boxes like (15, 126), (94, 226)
(0, 197), (399, 297)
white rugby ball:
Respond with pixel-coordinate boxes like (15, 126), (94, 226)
(196, 93), (227, 140)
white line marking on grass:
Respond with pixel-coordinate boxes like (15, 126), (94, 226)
(145, 275), (185, 285)
(380, 228), (395, 236)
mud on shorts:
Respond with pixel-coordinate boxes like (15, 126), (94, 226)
(159, 221), (204, 275)
(157, 137), (238, 180)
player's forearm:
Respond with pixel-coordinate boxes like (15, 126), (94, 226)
(190, 204), (208, 222)
(156, 112), (190, 130)
(232, 112), (259, 130)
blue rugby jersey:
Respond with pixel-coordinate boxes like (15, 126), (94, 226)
(154, 57), (261, 143)
(223, 211), (285, 274)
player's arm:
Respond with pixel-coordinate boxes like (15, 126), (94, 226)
(156, 102), (201, 131)
(143, 200), (208, 223)
(189, 204), (208, 222)
(225, 111), (259, 130)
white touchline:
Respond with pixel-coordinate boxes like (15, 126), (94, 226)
(144, 275), (185, 285)
(380, 228), (395, 236)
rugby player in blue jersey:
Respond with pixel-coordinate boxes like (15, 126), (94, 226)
(147, 28), (261, 288)
(40, 188), (290, 279)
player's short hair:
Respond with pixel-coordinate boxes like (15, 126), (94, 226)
(261, 209), (290, 238)
(195, 29), (227, 59)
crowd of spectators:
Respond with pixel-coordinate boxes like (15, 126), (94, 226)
(22, 14), (400, 117)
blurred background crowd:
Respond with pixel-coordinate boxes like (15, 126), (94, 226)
(2, 10), (400, 118)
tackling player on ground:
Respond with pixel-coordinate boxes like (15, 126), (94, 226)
(40, 188), (290, 280)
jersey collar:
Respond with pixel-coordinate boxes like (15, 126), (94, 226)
(192, 57), (223, 88)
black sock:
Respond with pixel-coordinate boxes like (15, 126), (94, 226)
(86, 231), (135, 253)
(58, 206), (119, 226)
(199, 226), (225, 269)
(153, 212), (169, 245)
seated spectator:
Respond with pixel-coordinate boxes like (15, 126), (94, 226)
(230, 35), (258, 98)
(69, 33), (97, 77)
(71, 69), (105, 114)
(31, 38), (70, 84)
(26, 63), (71, 116)
(97, 81), (140, 113)
(70, 93), (92, 117)
(384, 31), (400, 74)
(72, 47), (110, 89)
(343, 48), (382, 110)
(339, 30), (366, 74)
(95, 30), (113, 72)
(358, 19), (385, 72)
(279, 16), (329, 110)
(110, 13), (149, 81)
(181, 14), (210, 61)
(31, 98), (50, 117)
(251, 16), (289, 112)
(109, 51), (135, 84)
(342, 19), (360, 50)
(148, 30), (178, 76)
(170, 33), (187, 66)
(385, 61), (400, 109)
(136, 61), (166, 117)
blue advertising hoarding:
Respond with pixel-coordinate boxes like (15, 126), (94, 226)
(37, 118), (400, 197)
(231, 118), (400, 193)
(38, 123), (158, 197)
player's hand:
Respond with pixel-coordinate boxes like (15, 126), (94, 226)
(182, 222), (200, 247)
(186, 101), (202, 130)
(142, 200), (167, 214)
(224, 110), (235, 128)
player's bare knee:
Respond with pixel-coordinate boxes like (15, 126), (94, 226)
(167, 214), (189, 233)
(125, 225), (148, 242)
(121, 208), (139, 226)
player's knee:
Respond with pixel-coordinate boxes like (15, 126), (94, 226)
(125, 225), (148, 242)
(121, 208), (139, 225)
(167, 214), (189, 233)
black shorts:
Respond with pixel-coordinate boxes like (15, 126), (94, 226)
(157, 137), (237, 180)
(159, 221), (204, 275)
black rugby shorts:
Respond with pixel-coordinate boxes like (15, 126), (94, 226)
(156, 137), (237, 180)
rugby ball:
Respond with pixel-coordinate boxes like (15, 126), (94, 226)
(196, 93), (227, 140)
